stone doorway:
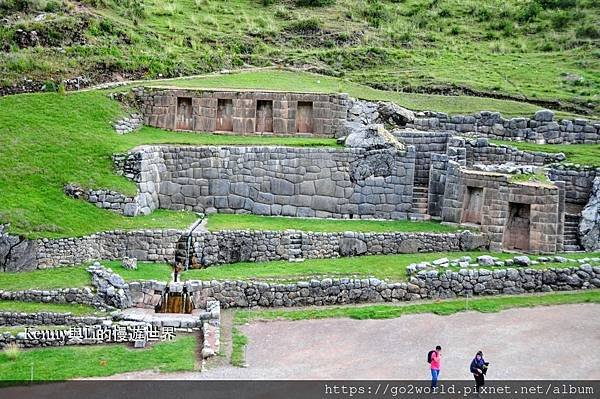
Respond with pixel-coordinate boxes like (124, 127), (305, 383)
(296, 101), (313, 133)
(503, 202), (531, 251)
(176, 97), (193, 130)
(255, 100), (273, 133)
(462, 186), (484, 225)
(216, 99), (234, 131)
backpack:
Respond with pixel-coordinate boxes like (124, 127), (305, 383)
(427, 350), (435, 364)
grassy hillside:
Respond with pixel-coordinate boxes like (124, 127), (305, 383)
(1, 0), (598, 115)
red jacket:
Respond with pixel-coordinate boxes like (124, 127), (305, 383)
(430, 352), (441, 370)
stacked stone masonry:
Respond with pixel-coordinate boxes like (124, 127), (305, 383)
(407, 109), (600, 144)
(0, 225), (486, 271)
(140, 88), (348, 137)
(129, 265), (600, 309)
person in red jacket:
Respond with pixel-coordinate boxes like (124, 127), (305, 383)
(429, 345), (442, 388)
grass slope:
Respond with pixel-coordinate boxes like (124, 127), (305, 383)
(1, 0), (599, 114)
(0, 335), (197, 381)
(0, 91), (336, 238)
(205, 213), (460, 233)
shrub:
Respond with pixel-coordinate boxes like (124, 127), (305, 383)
(576, 23), (600, 39)
(286, 17), (321, 32)
(362, 1), (392, 28)
(3, 343), (21, 361)
(517, 1), (542, 22)
(538, 0), (576, 9)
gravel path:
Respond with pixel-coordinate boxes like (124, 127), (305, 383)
(93, 303), (600, 380)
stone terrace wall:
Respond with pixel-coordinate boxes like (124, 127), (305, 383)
(154, 145), (416, 220)
(0, 312), (107, 326)
(130, 265), (600, 309)
(442, 166), (563, 253)
(459, 137), (565, 166)
(0, 288), (95, 305)
(1, 225), (486, 271)
(191, 230), (487, 266)
(407, 109), (600, 144)
(393, 130), (450, 186)
(548, 165), (599, 207)
(140, 88), (348, 137)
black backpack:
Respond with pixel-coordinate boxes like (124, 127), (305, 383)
(427, 350), (435, 364)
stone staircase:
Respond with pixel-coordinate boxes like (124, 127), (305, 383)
(563, 213), (583, 252)
(409, 186), (430, 221)
(288, 232), (304, 262)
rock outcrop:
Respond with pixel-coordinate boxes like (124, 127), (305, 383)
(580, 177), (600, 251)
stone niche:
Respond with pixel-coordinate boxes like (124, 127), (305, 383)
(441, 167), (564, 253)
(140, 88), (348, 137)
(175, 97), (193, 130)
(461, 186), (484, 225)
(503, 202), (531, 251)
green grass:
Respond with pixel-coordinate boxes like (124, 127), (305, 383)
(205, 213), (460, 233)
(113, 251), (600, 284)
(155, 70), (580, 118)
(230, 327), (248, 368)
(234, 289), (600, 324)
(490, 140), (600, 167)
(0, 301), (101, 316)
(2, 0), (599, 115)
(0, 335), (197, 381)
(0, 91), (336, 239)
(2, 252), (597, 292)
(0, 266), (92, 291)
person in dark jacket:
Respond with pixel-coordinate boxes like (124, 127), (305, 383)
(470, 351), (489, 394)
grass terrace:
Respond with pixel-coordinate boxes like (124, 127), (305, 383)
(0, 301), (102, 316)
(0, 335), (197, 381)
(3, 252), (598, 292)
(204, 213), (461, 233)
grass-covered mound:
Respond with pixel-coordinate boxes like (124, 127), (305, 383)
(1, 0), (598, 115)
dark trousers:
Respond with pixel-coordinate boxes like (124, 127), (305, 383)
(474, 373), (485, 392)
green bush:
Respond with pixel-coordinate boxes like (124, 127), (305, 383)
(576, 23), (600, 39)
(517, 1), (542, 22)
(286, 17), (321, 32)
(362, 1), (392, 28)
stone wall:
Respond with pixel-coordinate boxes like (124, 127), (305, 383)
(0, 312), (107, 326)
(153, 145), (416, 219)
(191, 230), (487, 266)
(548, 165), (599, 207)
(1, 225), (486, 271)
(393, 130), (450, 186)
(407, 109), (600, 144)
(441, 166), (563, 253)
(0, 288), (95, 306)
(461, 137), (565, 166)
(140, 88), (348, 137)
(129, 264), (600, 309)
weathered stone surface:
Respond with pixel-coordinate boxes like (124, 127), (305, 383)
(580, 177), (600, 251)
(339, 237), (367, 256)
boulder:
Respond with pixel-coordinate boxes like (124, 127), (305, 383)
(339, 238), (368, 256)
(344, 124), (391, 149)
(377, 102), (415, 126)
(580, 177), (600, 251)
(534, 109), (554, 122)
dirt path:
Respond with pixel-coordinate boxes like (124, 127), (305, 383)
(94, 303), (600, 380)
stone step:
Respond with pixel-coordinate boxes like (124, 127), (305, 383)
(563, 245), (583, 252)
(410, 208), (428, 214)
(409, 213), (431, 221)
